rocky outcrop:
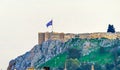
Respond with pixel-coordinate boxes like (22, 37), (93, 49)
(7, 38), (119, 70)
(7, 40), (64, 70)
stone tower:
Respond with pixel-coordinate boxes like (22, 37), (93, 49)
(38, 32), (45, 44)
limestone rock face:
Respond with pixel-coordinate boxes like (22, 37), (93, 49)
(7, 38), (118, 70)
(7, 40), (64, 70)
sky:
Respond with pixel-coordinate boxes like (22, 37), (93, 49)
(0, 0), (120, 69)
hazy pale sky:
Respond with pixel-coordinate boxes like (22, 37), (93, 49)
(0, 0), (120, 69)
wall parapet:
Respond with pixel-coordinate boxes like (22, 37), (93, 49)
(38, 32), (120, 44)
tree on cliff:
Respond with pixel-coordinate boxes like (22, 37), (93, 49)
(107, 24), (115, 33)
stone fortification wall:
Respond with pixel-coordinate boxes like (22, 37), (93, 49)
(38, 32), (120, 44)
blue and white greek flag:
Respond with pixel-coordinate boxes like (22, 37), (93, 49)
(46, 20), (52, 27)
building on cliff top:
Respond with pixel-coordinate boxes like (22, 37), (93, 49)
(38, 32), (120, 44)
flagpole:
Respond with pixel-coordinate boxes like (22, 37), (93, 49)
(51, 19), (53, 40)
(52, 19), (53, 32)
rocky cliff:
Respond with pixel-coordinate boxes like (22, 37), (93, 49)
(7, 38), (120, 70)
(7, 40), (65, 70)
